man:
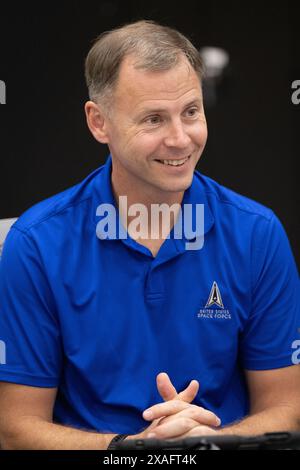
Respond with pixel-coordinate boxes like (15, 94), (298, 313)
(0, 20), (299, 450)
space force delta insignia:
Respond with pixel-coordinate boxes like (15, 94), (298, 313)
(197, 281), (231, 320)
(205, 281), (224, 308)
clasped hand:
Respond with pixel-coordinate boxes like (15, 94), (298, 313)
(133, 373), (221, 441)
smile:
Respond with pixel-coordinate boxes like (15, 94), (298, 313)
(155, 155), (190, 166)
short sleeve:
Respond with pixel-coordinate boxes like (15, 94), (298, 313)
(240, 213), (300, 370)
(0, 227), (62, 387)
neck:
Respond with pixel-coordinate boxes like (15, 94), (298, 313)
(111, 165), (184, 240)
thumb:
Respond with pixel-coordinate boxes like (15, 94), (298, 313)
(156, 372), (199, 403)
(156, 372), (178, 401)
(177, 379), (199, 403)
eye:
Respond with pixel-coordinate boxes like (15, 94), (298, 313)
(185, 107), (199, 118)
(144, 115), (162, 125)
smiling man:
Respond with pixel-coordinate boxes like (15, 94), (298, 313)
(86, 49), (207, 255)
(0, 20), (299, 450)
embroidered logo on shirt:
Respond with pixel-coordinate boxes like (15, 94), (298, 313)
(205, 281), (224, 308)
(197, 281), (231, 320)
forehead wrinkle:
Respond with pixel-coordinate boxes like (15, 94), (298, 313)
(116, 56), (200, 102)
(134, 89), (202, 117)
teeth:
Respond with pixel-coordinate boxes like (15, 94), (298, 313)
(161, 157), (189, 166)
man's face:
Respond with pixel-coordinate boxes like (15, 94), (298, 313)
(103, 55), (208, 198)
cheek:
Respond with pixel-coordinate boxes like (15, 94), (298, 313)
(193, 121), (208, 146)
(127, 132), (163, 157)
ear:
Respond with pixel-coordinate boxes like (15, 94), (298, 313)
(84, 101), (110, 144)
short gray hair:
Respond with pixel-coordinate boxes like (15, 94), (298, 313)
(85, 20), (204, 110)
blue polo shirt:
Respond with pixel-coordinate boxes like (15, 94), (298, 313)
(0, 155), (299, 433)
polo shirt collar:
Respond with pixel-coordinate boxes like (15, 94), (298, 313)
(93, 155), (214, 258)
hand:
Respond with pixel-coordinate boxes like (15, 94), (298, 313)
(128, 372), (221, 441)
(144, 399), (220, 440)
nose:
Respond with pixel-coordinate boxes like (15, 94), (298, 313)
(163, 119), (191, 150)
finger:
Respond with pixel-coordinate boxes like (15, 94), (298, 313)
(158, 426), (219, 441)
(147, 417), (203, 440)
(156, 372), (178, 401)
(143, 400), (221, 426)
(143, 399), (191, 421)
(181, 426), (219, 438)
(156, 372), (199, 404)
(143, 417), (162, 435)
(154, 405), (221, 428)
(177, 379), (199, 403)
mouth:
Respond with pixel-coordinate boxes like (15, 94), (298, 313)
(154, 155), (191, 167)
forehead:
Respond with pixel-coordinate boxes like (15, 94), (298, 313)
(114, 55), (202, 111)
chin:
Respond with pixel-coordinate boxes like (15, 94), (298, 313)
(161, 182), (192, 193)
(171, 177), (194, 192)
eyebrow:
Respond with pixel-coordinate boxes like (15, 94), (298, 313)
(136, 98), (203, 118)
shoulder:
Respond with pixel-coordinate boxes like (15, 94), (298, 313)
(12, 166), (104, 236)
(193, 171), (298, 275)
(194, 170), (274, 222)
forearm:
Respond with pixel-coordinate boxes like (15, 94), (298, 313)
(219, 405), (300, 436)
(0, 416), (118, 450)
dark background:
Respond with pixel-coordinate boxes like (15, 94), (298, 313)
(0, 0), (299, 267)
